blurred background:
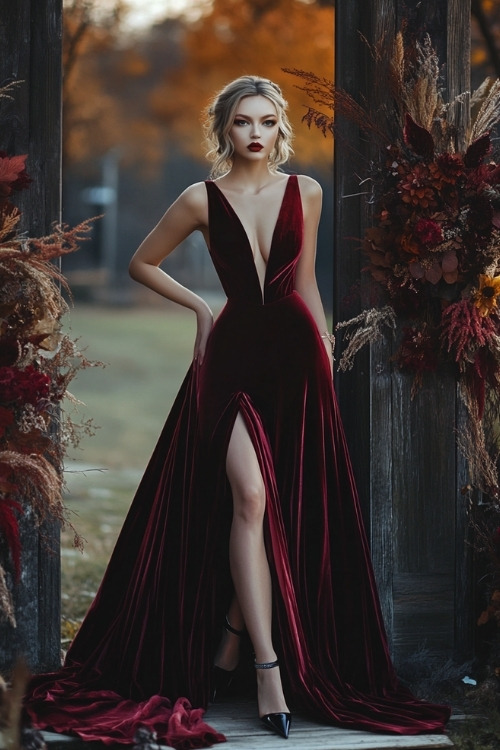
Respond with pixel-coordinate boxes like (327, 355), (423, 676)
(59, 0), (500, 628)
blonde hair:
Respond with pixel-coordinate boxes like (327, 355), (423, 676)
(204, 75), (294, 178)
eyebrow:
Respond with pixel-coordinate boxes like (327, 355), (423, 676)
(234, 113), (278, 119)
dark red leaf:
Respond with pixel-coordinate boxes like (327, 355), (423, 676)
(464, 132), (491, 168)
(0, 154), (28, 187)
(403, 113), (434, 158)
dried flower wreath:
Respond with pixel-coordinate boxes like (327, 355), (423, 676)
(0, 83), (97, 626)
(288, 33), (500, 500)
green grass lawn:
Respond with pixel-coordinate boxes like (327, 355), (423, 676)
(61, 302), (201, 627)
(64, 303), (198, 470)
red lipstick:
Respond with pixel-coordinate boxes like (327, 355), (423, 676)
(248, 143), (264, 152)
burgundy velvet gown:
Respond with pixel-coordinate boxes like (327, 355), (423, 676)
(25, 175), (451, 748)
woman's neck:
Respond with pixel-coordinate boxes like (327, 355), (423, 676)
(220, 161), (282, 194)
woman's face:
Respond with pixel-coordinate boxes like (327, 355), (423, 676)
(228, 95), (280, 165)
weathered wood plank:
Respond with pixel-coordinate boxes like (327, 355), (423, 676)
(0, 0), (63, 673)
(370, 337), (395, 650)
(390, 370), (457, 660)
(334, 0), (372, 534)
(204, 699), (454, 750)
(446, 0), (474, 663)
(366, 0), (397, 648)
(41, 698), (454, 750)
(454, 397), (475, 659)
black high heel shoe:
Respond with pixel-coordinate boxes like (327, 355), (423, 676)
(254, 659), (292, 739)
(210, 616), (244, 703)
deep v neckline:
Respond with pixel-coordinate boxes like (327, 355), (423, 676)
(210, 175), (293, 300)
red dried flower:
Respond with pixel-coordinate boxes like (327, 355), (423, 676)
(399, 164), (436, 208)
(440, 299), (497, 362)
(463, 346), (500, 419)
(396, 325), (439, 373)
(0, 365), (51, 406)
(414, 218), (444, 246)
(432, 152), (465, 184)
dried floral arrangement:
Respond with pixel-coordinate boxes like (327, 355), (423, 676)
(289, 34), (500, 501)
(0, 83), (96, 627)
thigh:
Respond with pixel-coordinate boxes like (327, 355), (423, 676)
(226, 413), (265, 504)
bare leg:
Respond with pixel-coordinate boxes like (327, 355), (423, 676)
(225, 414), (289, 717)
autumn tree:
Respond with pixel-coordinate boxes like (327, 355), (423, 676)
(149, 0), (334, 169)
(472, 0), (500, 81)
(62, 0), (333, 175)
(62, 0), (167, 172)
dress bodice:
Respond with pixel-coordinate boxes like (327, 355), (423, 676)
(205, 175), (304, 305)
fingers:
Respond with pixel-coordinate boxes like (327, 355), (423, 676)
(193, 346), (205, 366)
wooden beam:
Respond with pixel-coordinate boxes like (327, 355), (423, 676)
(334, 0), (473, 661)
(0, 0), (63, 672)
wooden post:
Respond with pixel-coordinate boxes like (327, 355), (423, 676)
(0, 0), (63, 672)
(334, 0), (474, 662)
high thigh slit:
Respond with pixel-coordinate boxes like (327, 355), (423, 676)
(24, 175), (451, 749)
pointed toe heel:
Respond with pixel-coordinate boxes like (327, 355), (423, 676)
(255, 658), (292, 739)
(260, 712), (291, 739)
(210, 616), (245, 703)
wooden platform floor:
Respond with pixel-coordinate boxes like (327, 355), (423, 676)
(42, 698), (455, 750)
(205, 698), (454, 750)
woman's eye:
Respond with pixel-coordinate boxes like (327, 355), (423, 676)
(264, 120), (277, 127)
(234, 119), (248, 126)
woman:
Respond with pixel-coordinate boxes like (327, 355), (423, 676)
(25, 76), (450, 748)
(128, 77), (327, 741)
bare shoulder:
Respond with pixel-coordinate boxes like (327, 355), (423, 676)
(173, 181), (209, 228)
(297, 174), (322, 202)
(296, 175), (322, 219)
(178, 181), (208, 210)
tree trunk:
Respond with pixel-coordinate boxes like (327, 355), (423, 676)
(334, 0), (474, 663)
(0, 0), (63, 672)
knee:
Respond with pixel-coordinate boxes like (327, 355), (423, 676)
(233, 483), (266, 524)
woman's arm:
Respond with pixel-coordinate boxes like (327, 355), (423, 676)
(128, 182), (213, 362)
(295, 176), (333, 372)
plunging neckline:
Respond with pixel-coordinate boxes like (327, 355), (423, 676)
(210, 175), (293, 300)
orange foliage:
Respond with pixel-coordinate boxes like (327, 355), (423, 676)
(61, 1), (333, 172)
(62, 0), (165, 170)
(471, 0), (500, 80)
(150, 0), (334, 170)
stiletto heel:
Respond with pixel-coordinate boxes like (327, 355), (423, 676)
(254, 659), (292, 739)
(210, 616), (244, 703)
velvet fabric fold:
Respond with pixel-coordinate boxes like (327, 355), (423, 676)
(24, 175), (451, 747)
